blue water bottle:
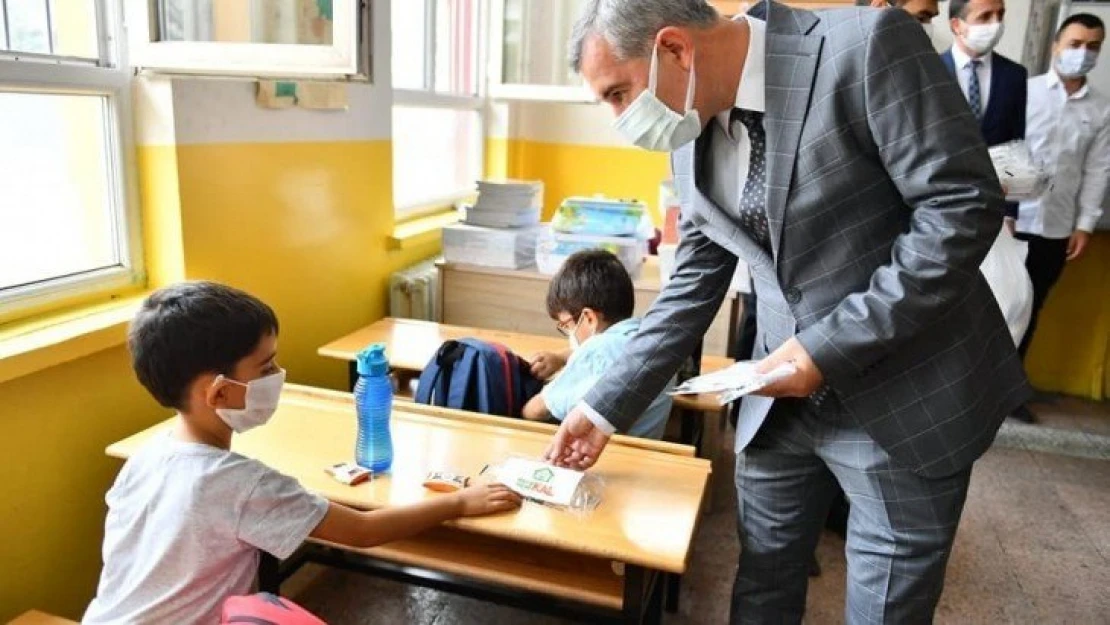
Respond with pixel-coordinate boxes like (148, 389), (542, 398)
(354, 343), (393, 472)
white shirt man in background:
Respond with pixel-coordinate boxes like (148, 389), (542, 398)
(1013, 12), (1109, 422)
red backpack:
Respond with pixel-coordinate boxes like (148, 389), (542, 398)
(221, 593), (326, 625)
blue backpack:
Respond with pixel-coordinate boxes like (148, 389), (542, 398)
(414, 339), (544, 418)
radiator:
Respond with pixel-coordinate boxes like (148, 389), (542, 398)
(389, 258), (440, 321)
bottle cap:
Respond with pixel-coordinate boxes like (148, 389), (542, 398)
(356, 343), (389, 377)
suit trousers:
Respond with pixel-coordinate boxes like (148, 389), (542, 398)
(1015, 234), (1069, 359)
(731, 397), (972, 625)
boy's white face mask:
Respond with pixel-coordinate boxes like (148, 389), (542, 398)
(567, 315), (596, 351)
(214, 369), (286, 433)
(613, 42), (701, 152)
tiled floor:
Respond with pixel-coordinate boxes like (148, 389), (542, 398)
(292, 404), (1110, 625)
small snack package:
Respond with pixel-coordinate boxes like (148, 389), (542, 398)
(480, 456), (604, 516)
(423, 470), (471, 493)
(325, 462), (372, 486)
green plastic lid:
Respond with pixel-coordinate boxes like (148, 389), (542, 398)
(356, 343), (389, 377)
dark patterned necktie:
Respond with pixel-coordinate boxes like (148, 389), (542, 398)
(731, 108), (771, 250)
(968, 59), (982, 119)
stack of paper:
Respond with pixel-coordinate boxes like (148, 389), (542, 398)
(671, 361), (797, 405)
(989, 141), (1050, 201)
(463, 179), (544, 228)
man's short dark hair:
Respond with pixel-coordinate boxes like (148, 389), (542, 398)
(129, 281), (279, 410)
(948, 0), (970, 19)
(1056, 13), (1106, 41)
(546, 249), (635, 323)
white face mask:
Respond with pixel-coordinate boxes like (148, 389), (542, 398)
(961, 21), (1005, 56)
(1056, 48), (1099, 78)
(614, 43), (701, 152)
(567, 315), (594, 351)
(214, 369), (286, 433)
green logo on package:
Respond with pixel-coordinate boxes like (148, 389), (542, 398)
(532, 467), (555, 483)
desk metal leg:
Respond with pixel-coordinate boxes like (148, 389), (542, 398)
(623, 565), (665, 625)
(664, 572), (681, 614)
(347, 361), (358, 391)
(259, 553), (282, 594)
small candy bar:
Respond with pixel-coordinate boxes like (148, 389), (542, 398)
(423, 471), (470, 493)
(325, 462), (372, 486)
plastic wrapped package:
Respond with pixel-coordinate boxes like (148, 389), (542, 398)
(479, 456), (604, 516)
(988, 140), (1050, 201)
(552, 197), (647, 237)
(535, 228), (646, 279)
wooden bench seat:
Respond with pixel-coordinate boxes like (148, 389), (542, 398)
(307, 525), (625, 610)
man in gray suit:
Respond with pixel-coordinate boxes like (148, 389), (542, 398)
(549, 1), (1030, 622)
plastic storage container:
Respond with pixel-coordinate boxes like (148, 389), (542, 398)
(354, 344), (394, 472)
(552, 197), (648, 237)
(535, 228), (646, 279)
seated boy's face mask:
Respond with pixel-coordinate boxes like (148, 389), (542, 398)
(568, 315), (596, 350)
(214, 369), (286, 433)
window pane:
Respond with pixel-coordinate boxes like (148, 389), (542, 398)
(157, 0), (333, 45)
(0, 1), (101, 59)
(4, 0), (51, 54)
(0, 92), (122, 291)
(392, 106), (481, 209)
(51, 0), (100, 59)
(501, 0), (587, 86)
(391, 0), (426, 89)
(433, 0), (478, 95)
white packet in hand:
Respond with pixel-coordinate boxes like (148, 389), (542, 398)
(671, 361), (796, 405)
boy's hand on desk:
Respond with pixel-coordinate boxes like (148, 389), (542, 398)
(544, 409), (610, 470)
(455, 483), (523, 517)
(530, 351), (568, 380)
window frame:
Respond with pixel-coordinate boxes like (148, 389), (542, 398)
(0, 0), (144, 321)
(124, 0), (371, 80)
(392, 0), (487, 218)
(486, 0), (596, 103)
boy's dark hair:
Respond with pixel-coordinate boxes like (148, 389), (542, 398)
(1057, 13), (1105, 40)
(129, 281), (279, 410)
(546, 249), (635, 322)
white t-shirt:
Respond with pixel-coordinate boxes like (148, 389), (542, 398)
(83, 432), (329, 625)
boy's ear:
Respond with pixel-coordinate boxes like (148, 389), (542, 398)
(202, 374), (241, 410)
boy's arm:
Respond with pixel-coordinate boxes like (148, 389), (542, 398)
(310, 484), (521, 550)
(522, 394), (552, 421)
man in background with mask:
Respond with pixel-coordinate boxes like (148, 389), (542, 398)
(941, 0), (1027, 168)
(550, 1), (1028, 622)
(1012, 13), (1109, 422)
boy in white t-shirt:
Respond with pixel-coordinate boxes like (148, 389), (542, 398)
(84, 282), (521, 625)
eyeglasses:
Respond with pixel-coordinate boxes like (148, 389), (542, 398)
(555, 315), (581, 337)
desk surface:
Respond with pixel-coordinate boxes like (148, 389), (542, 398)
(318, 317), (734, 375)
(106, 386), (711, 574)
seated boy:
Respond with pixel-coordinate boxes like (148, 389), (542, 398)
(522, 250), (674, 439)
(84, 282), (521, 625)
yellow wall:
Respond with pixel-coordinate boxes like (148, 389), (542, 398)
(489, 137), (670, 223)
(1025, 232), (1110, 400)
(0, 347), (165, 620)
(174, 139), (439, 388)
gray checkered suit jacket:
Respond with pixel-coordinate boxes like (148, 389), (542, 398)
(582, 2), (1031, 478)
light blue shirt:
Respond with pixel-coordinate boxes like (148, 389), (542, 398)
(542, 318), (674, 440)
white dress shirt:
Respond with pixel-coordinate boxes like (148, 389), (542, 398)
(951, 45), (993, 109)
(1017, 71), (1110, 238)
(579, 16), (767, 436)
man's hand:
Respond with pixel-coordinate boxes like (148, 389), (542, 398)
(1067, 230), (1091, 261)
(754, 337), (825, 397)
(543, 409), (611, 470)
(1003, 217), (1016, 236)
(868, 0), (886, 7)
(530, 351), (568, 380)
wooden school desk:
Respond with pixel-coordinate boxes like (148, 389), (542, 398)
(318, 317), (733, 413)
(106, 385), (711, 624)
